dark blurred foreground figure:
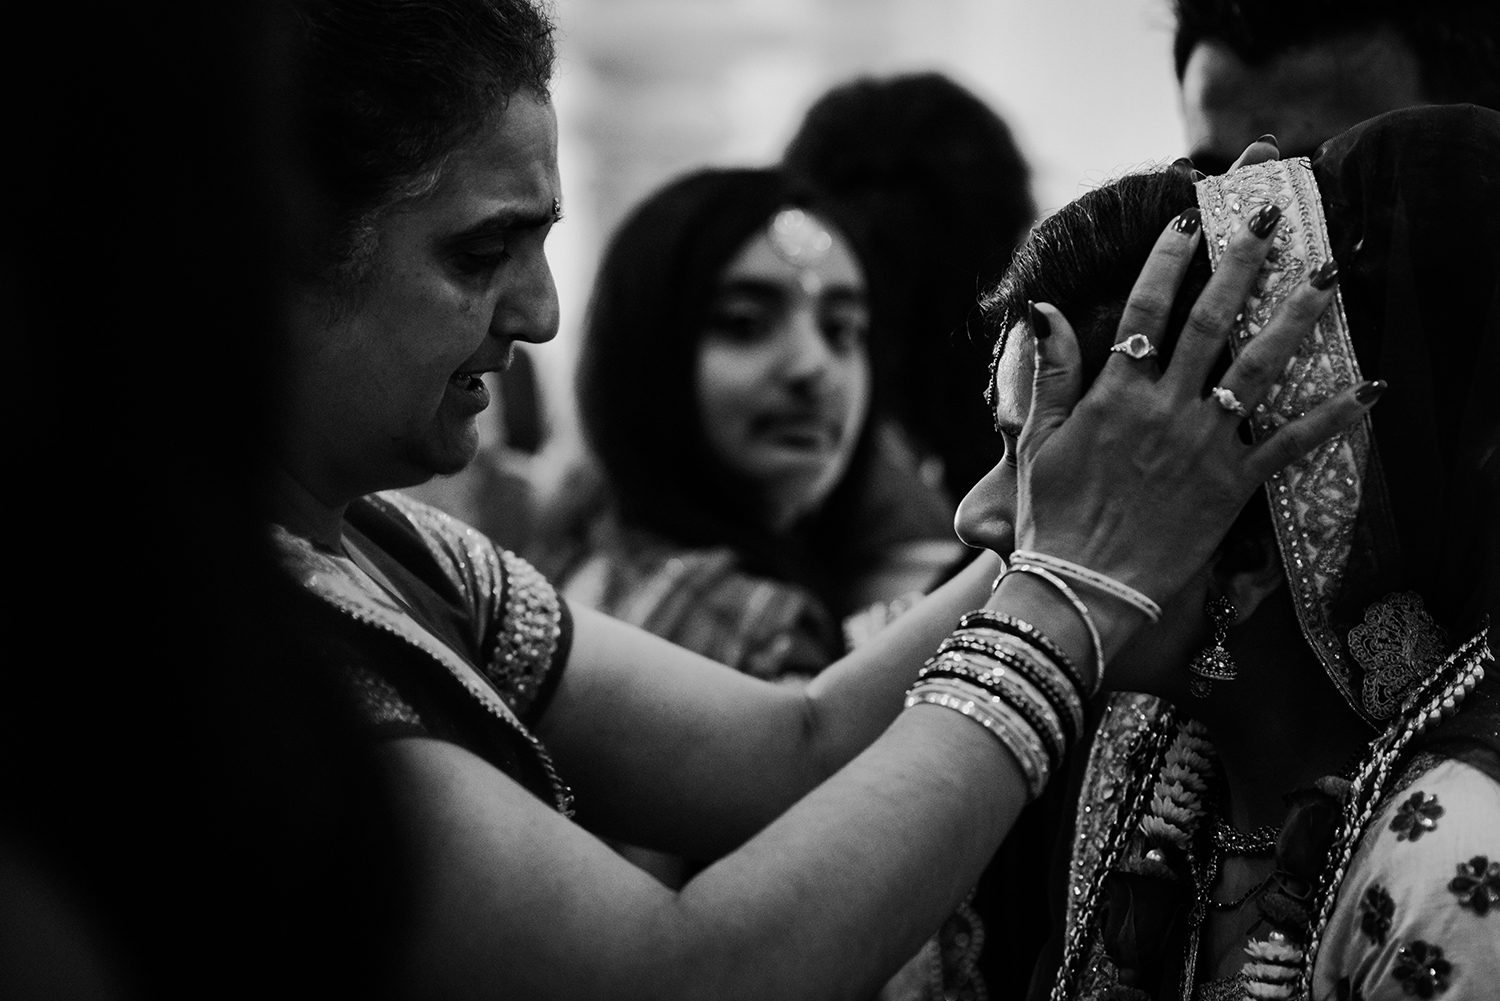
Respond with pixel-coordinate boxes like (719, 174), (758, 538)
(1174, 0), (1499, 173)
(967, 105), (1500, 1001)
(783, 73), (1036, 505)
(551, 167), (959, 685)
(4, 2), (402, 998)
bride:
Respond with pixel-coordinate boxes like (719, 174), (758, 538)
(961, 104), (1499, 1001)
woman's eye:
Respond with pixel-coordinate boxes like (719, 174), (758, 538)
(706, 306), (773, 342)
(821, 310), (869, 351)
(454, 246), (508, 274)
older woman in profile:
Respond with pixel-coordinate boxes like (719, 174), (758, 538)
(271, 1), (1377, 998)
(958, 107), (1500, 1000)
(550, 168), (959, 684)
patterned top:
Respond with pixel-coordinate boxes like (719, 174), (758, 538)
(272, 491), (575, 814)
(1314, 757), (1499, 1000)
(561, 518), (841, 680)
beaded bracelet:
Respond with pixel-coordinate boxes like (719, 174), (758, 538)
(1008, 550), (1163, 624)
(906, 679), (1052, 798)
(1001, 563), (1107, 692)
(947, 628), (1087, 720)
(934, 635), (1082, 745)
(958, 610), (1091, 698)
(920, 654), (1067, 767)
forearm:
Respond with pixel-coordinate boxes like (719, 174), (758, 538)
(387, 706), (1028, 1001)
(665, 707), (1023, 999)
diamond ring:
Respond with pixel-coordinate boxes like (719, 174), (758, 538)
(1210, 386), (1250, 418)
(1109, 333), (1158, 360)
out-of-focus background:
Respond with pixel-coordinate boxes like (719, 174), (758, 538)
(407, 0), (1191, 546)
(542, 0), (1185, 449)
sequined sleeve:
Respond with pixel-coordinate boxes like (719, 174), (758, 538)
(376, 491), (572, 722)
(1312, 757), (1500, 1000)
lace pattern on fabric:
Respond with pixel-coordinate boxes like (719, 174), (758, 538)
(1194, 160), (1431, 725)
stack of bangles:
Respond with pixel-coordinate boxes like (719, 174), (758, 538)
(905, 553), (1161, 800)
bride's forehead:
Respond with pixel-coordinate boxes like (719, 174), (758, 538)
(990, 321), (1033, 426)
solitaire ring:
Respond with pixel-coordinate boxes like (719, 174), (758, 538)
(1110, 333), (1158, 360)
(1210, 385), (1250, 419)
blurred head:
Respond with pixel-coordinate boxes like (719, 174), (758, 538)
(961, 105), (1500, 711)
(783, 72), (1035, 500)
(1173, 0), (1499, 173)
(281, 0), (561, 504)
(578, 169), (874, 543)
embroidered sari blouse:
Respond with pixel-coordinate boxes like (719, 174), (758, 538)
(273, 491), (575, 813)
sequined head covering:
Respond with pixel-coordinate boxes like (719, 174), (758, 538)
(1194, 105), (1500, 725)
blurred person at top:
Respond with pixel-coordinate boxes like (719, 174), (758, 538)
(1173, 0), (1499, 174)
(782, 72), (1036, 507)
(547, 167), (961, 688)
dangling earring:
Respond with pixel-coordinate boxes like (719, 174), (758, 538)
(1189, 596), (1238, 697)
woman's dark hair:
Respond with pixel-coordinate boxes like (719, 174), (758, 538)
(574, 168), (885, 603)
(783, 72), (1035, 500)
(983, 167), (1209, 387)
(286, 0), (556, 282)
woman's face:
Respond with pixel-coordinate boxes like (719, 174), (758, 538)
(285, 94), (561, 504)
(956, 321), (1210, 697)
(695, 213), (872, 532)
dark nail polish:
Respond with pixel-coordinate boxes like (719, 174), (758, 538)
(1355, 380), (1387, 405)
(1172, 207), (1202, 235)
(1248, 203), (1282, 238)
(1256, 133), (1278, 148)
(1029, 300), (1052, 340)
(1309, 260), (1339, 290)
(1170, 156), (1195, 175)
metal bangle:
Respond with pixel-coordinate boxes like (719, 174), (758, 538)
(958, 610), (1089, 698)
(1008, 549), (1163, 624)
(1000, 564), (1107, 694)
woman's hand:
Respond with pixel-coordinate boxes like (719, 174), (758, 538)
(1013, 202), (1380, 617)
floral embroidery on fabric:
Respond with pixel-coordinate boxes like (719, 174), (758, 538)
(1359, 884), (1395, 945)
(1347, 592), (1451, 721)
(1449, 856), (1500, 916)
(1389, 792), (1444, 842)
(1391, 941), (1451, 997)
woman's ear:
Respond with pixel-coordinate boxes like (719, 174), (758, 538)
(1212, 528), (1285, 626)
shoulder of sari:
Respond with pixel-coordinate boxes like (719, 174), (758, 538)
(369, 491), (567, 719)
(1311, 756), (1500, 1001)
(563, 525), (837, 679)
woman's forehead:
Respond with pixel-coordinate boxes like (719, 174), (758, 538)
(991, 320), (1032, 435)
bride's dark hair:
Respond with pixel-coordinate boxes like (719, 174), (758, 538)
(982, 168), (1208, 389)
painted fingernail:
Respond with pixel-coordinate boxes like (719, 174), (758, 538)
(1309, 260), (1339, 290)
(1355, 380), (1387, 405)
(1256, 133), (1279, 148)
(1171, 156), (1195, 175)
(1029, 300), (1052, 340)
(1172, 207), (1202, 235)
(1248, 203), (1282, 238)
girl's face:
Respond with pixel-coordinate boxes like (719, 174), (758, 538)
(694, 212), (872, 532)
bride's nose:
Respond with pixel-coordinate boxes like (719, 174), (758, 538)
(955, 460), (1018, 556)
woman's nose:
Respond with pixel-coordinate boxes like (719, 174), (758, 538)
(780, 307), (835, 383)
(494, 248), (560, 345)
(955, 460), (1017, 556)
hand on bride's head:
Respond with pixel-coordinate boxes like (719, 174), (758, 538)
(978, 204), (1378, 622)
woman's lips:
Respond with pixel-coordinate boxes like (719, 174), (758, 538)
(446, 372), (491, 412)
(753, 413), (841, 449)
